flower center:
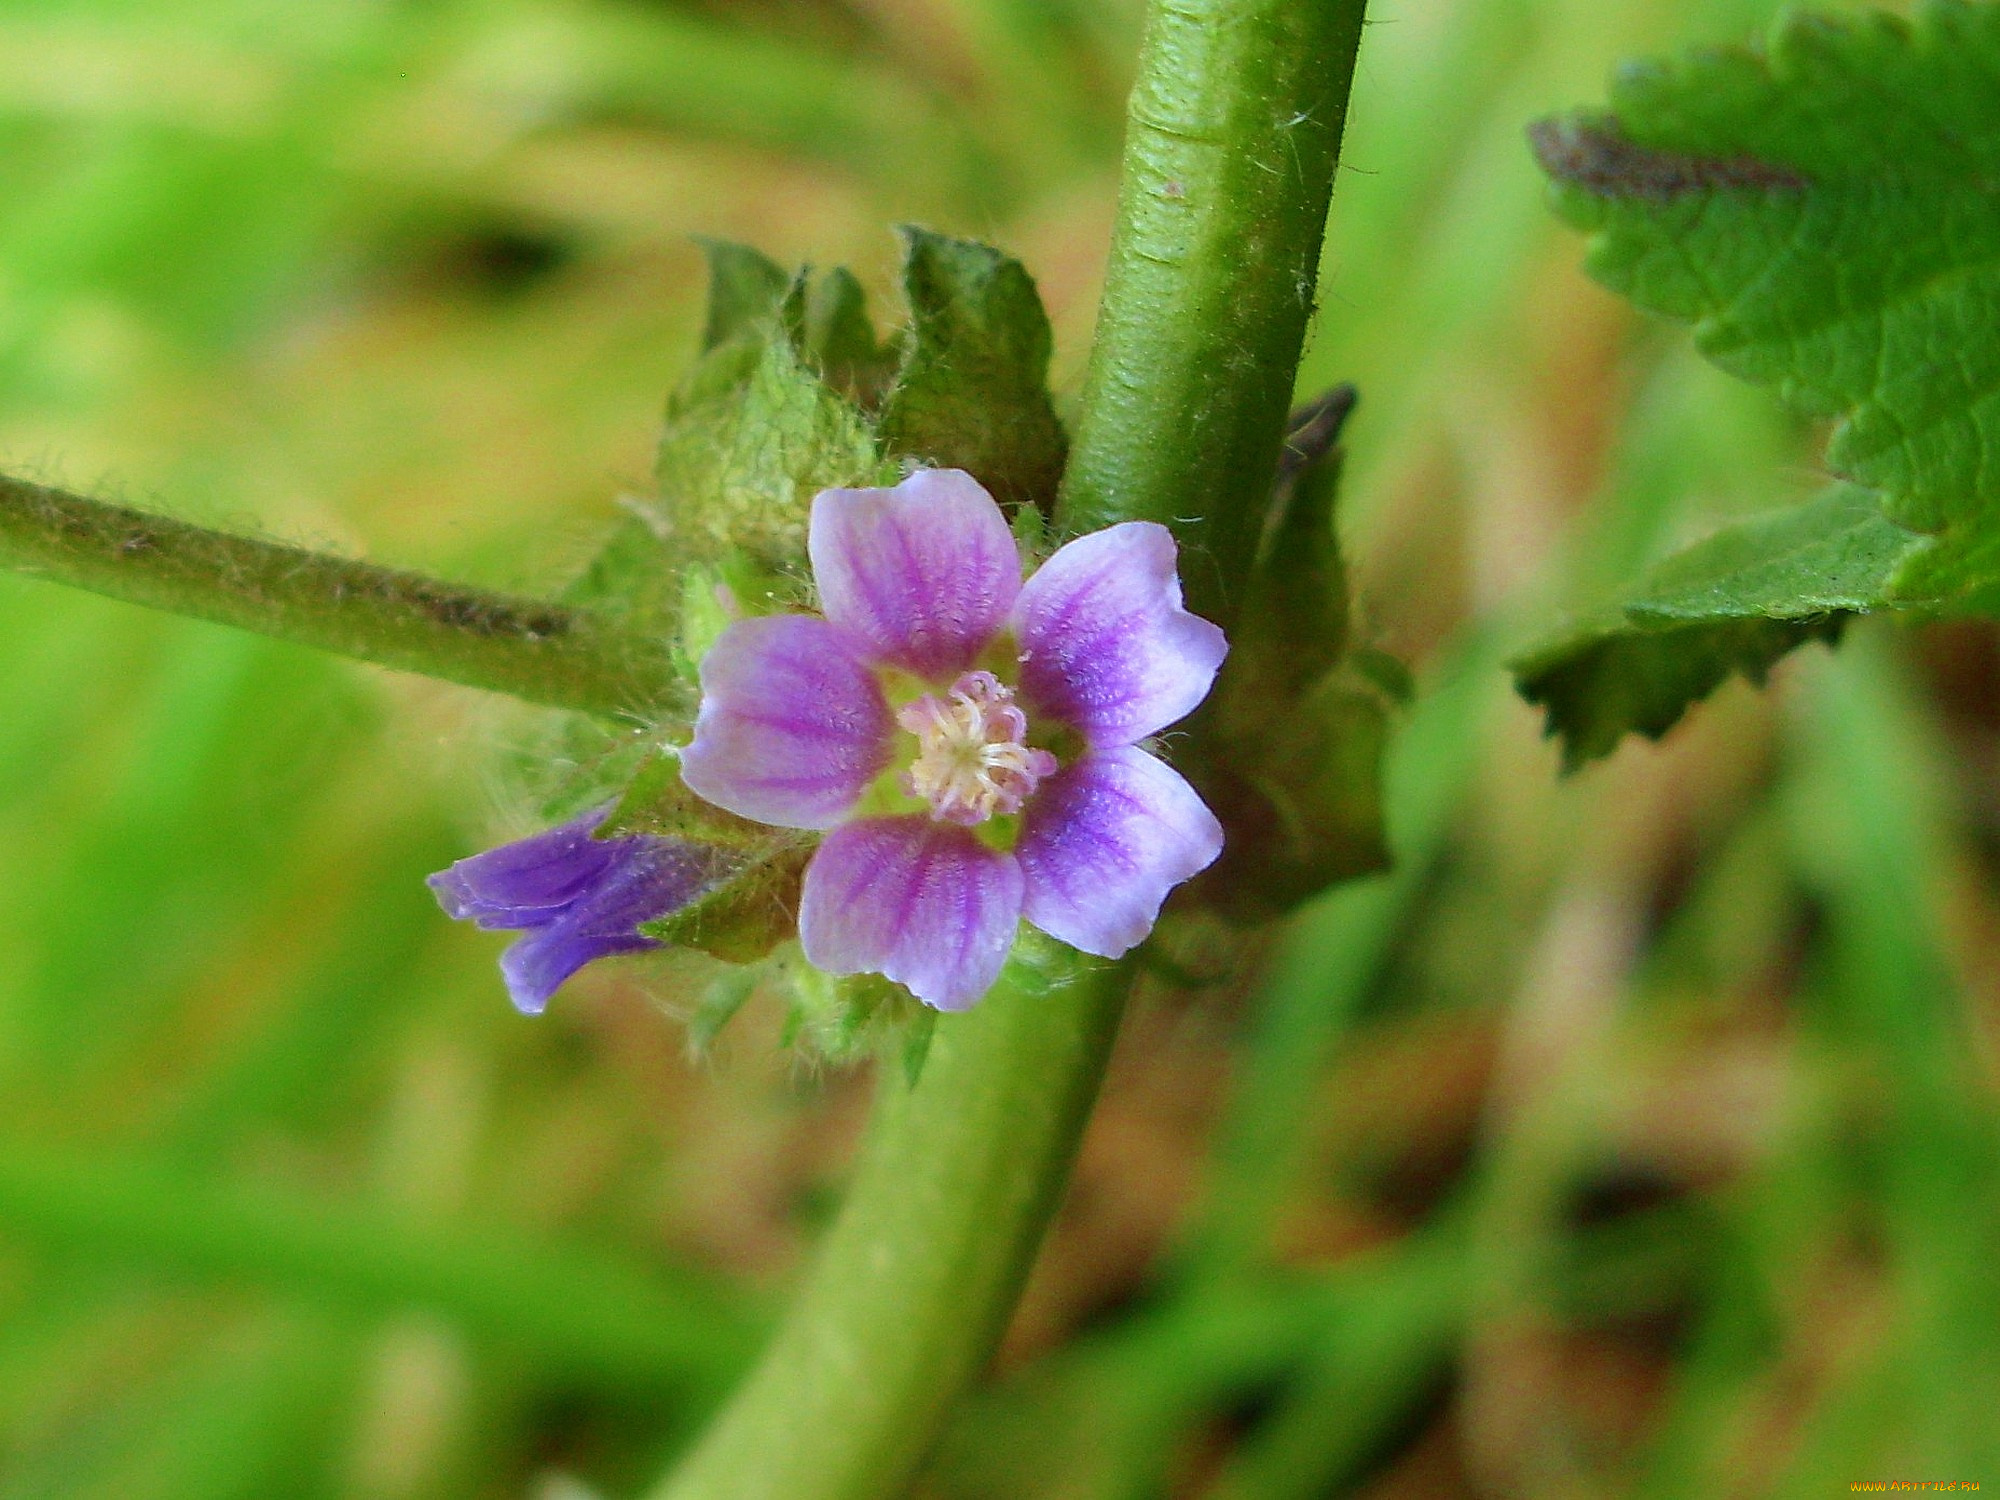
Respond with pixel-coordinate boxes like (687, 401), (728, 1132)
(897, 670), (1058, 826)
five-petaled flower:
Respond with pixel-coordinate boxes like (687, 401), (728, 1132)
(680, 468), (1227, 1009)
(428, 807), (717, 1015)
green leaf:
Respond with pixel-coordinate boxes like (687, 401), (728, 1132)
(1521, 615), (1847, 772)
(879, 226), (1068, 514)
(1519, 3), (2000, 762)
(1516, 486), (1920, 766)
(1183, 390), (1393, 921)
(1617, 486), (1925, 624)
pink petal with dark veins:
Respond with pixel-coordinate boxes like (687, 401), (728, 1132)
(1017, 746), (1222, 957)
(1011, 522), (1226, 747)
(799, 815), (1025, 1010)
(810, 469), (1023, 679)
(681, 615), (894, 830)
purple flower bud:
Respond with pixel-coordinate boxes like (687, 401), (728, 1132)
(679, 469), (1228, 1011)
(428, 807), (717, 1015)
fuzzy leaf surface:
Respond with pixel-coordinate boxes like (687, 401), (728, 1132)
(879, 227), (1068, 514)
(571, 245), (886, 670)
(1520, 3), (2000, 761)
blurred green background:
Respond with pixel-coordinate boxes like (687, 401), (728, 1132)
(0, 0), (1994, 1495)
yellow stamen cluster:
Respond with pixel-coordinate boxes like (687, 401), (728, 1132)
(897, 671), (1058, 825)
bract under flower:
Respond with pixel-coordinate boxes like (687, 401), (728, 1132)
(681, 469), (1226, 1010)
(428, 807), (718, 1014)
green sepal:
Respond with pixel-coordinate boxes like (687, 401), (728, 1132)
(695, 238), (790, 352)
(675, 564), (734, 676)
(597, 750), (773, 847)
(596, 752), (811, 965)
(900, 1008), (938, 1089)
(1182, 389), (1393, 922)
(654, 334), (888, 592)
(1009, 498), (1051, 565)
(560, 511), (694, 718)
(880, 226), (1068, 515)
(686, 965), (761, 1057)
(642, 838), (813, 965)
(1236, 390), (1358, 675)
(1351, 644), (1415, 705)
(793, 266), (901, 411)
(604, 751), (812, 964)
(507, 720), (664, 826)
(786, 966), (933, 1066)
(565, 243), (889, 720)
(560, 241), (794, 699)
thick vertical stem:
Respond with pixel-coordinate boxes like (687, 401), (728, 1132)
(652, 2), (1370, 1495)
(653, 952), (1125, 1500)
(1060, 0), (1369, 623)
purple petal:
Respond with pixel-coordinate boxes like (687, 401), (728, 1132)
(681, 615), (895, 830)
(1016, 746), (1222, 958)
(427, 808), (621, 929)
(496, 836), (720, 1014)
(798, 815), (1025, 1011)
(809, 469), (1022, 679)
(500, 927), (659, 1016)
(431, 812), (725, 1015)
(1011, 522), (1227, 747)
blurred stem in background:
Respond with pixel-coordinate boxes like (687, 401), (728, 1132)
(652, 1), (1370, 1495)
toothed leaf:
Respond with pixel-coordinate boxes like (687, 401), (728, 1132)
(1519, 3), (2000, 762)
(880, 226), (1067, 514)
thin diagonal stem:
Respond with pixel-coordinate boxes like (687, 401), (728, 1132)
(0, 473), (674, 717)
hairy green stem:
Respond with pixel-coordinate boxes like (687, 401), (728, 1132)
(654, 2), (1370, 1496)
(0, 474), (675, 717)
(1058, 0), (1368, 621)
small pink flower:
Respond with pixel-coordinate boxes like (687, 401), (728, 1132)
(680, 469), (1227, 1010)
